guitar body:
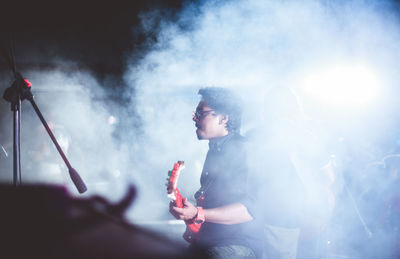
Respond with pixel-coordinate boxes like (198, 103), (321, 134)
(167, 161), (202, 235)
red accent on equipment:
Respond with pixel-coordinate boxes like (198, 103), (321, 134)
(24, 79), (32, 87)
(167, 161), (202, 235)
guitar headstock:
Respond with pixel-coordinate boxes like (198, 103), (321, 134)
(167, 161), (185, 200)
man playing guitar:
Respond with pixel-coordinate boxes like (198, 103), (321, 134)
(169, 87), (260, 259)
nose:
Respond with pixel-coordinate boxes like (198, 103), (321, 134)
(192, 112), (198, 122)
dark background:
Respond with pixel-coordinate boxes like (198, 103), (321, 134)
(0, 0), (192, 183)
(0, 0), (192, 146)
(0, 1), (186, 81)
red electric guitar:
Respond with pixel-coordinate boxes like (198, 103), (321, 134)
(167, 161), (202, 234)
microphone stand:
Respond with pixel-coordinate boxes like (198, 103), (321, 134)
(3, 70), (23, 187)
(2, 46), (87, 193)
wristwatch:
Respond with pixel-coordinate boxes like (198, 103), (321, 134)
(194, 207), (205, 224)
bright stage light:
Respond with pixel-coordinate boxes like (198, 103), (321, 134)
(303, 64), (380, 108)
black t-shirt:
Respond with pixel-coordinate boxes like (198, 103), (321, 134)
(194, 133), (261, 251)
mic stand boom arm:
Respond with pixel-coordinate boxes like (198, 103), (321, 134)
(27, 94), (87, 193)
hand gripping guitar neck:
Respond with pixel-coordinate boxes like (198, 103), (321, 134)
(167, 161), (202, 234)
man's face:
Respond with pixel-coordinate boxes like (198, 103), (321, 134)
(193, 101), (228, 140)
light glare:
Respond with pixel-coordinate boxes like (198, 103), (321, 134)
(303, 64), (380, 107)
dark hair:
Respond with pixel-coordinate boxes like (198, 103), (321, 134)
(198, 87), (242, 133)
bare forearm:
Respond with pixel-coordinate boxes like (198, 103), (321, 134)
(203, 203), (253, 225)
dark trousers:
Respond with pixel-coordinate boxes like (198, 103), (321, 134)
(205, 245), (256, 259)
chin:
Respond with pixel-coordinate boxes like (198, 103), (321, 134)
(196, 129), (205, 140)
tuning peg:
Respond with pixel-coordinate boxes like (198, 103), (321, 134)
(168, 170), (172, 176)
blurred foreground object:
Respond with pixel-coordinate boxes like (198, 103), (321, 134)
(0, 184), (207, 259)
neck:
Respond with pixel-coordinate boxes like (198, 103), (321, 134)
(208, 132), (230, 144)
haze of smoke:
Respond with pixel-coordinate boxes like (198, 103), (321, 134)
(1, 0), (399, 253)
(0, 68), (132, 203)
(125, 0), (400, 254)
